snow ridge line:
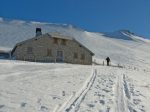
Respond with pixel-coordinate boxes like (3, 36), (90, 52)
(57, 67), (97, 112)
(123, 74), (134, 112)
(123, 74), (131, 100)
(116, 74), (128, 112)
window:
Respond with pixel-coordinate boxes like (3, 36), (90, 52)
(27, 47), (33, 54)
(53, 38), (58, 44)
(61, 39), (66, 45)
(81, 54), (85, 60)
(47, 49), (52, 56)
(74, 53), (78, 59)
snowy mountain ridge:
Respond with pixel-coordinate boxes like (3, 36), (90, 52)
(0, 17), (149, 48)
(104, 29), (150, 42)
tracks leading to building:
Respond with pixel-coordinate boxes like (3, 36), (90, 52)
(77, 67), (118, 112)
(56, 67), (97, 112)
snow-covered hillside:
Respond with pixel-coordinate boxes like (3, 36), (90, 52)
(0, 17), (150, 65)
(0, 17), (150, 112)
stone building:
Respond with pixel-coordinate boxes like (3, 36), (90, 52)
(11, 28), (94, 65)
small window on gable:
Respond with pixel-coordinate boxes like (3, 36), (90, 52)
(47, 49), (52, 56)
(74, 52), (78, 59)
(81, 54), (85, 60)
(27, 47), (33, 54)
(61, 39), (66, 45)
(53, 38), (58, 44)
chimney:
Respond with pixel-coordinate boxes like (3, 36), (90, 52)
(36, 28), (42, 36)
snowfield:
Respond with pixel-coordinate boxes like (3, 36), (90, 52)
(0, 17), (150, 112)
(0, 60), (92, 112)
(0, 60), (150, 112)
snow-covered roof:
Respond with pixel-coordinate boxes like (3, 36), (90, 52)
(11, 32), (94, 56)
(48, 32), (73, 40)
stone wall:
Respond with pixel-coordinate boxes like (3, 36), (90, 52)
(13, 34), (93, 65)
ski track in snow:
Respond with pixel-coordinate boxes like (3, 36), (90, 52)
(116, 74), (127, 112)
(75, 66), (147, 112)
(77, 67), (118, 112)
(56, 66), (97, 112)
(123, 74), (145, 112)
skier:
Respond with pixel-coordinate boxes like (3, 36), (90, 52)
(106, 57), (110, 66)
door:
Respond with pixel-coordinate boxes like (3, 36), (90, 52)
(56, 50), (64, 62)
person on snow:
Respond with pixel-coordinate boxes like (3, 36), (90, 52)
(106, 57), (111, 66)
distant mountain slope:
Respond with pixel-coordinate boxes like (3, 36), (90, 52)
(0, 17), (150, 66)
(104, 30), (150, 42)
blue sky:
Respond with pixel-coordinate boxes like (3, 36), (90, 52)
(0, 0), (150, 39)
